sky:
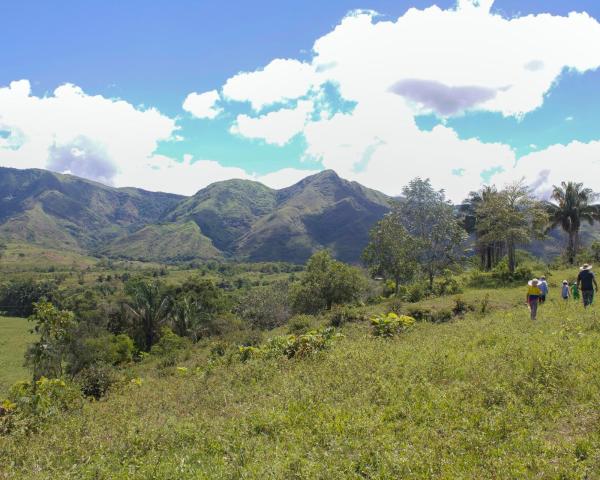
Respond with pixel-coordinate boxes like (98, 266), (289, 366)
(1, 0), (600, 201)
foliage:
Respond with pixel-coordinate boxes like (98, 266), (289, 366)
(328, 305), (367, 327)
(395, 178), (466, 289)
(362, 214), (419, 294)
(545, 181), (600, 264)
(287, 314), (318, 334)
(25, 302), (75, 381)
(370, 312), (415, 337)
(124, 279), (170, 351)
(291, 250), (366, 313)
(475, 181), (547, 274)
(66, 332), (134, 375)
(75, 362), (121, 400)
(1, 377), (82, 434)
(0, 278), (58, 317)
(234, 281), (291, 329)
(239, 327), (342, 361)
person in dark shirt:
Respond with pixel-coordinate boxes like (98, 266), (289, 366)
(577, 263), (598, 308)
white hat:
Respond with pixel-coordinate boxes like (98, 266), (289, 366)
(580, 263), (593, 271)
(528, 278), (539, 286)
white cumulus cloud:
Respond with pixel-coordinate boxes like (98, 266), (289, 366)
(182, 90), (222, 119)
(222, 59), (318, 111)
(230, 100), (314, 146)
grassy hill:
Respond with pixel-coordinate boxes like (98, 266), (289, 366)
(102, 221), (222, 262)
(3, 279), (600, 478)
(0, 317), (34, 396)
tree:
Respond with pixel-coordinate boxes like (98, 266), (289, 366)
(460, 186), (505, 270)
(476, 181), (547, 273)
(235, 281), (291, 330)
(0, 278), (58, 317)
(395, 178), (466, 289)
(362, 213), (418, 295)
(292, 250), (366, 313)
(124, 280), (170, 351)
(25, 301), (76, 381)
(545, 181), (600, 265)
(168, 277), (228, 341)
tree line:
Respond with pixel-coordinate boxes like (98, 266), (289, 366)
(363, 178), (600, 292)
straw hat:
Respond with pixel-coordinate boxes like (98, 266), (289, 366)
(528, 278), (539, 286)
(562, 280), (568, 284)
(580, 263), (593, 271)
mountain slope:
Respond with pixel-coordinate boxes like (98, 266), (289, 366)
(0, 167), (392, 263)
(164, 179), (277, 251)
(102, 221), (221, 262)
(237, 170), (391, 263)
(0, 167), (184, 251)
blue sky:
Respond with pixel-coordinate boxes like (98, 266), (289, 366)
(1, 0), (600, 200)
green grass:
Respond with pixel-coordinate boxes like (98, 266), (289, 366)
(0, 316), (33, 395)
(4, 289), (600, 478)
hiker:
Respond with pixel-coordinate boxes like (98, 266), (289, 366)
(561, 280), (571, 300)
(539, 276), (549, 303)
(571, 281), (580, 301)
(577, 263), (598, 308)
(526, 278), (542, 320)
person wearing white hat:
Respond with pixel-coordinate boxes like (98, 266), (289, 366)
(577, 264), (598, 308)
(526, 278), (542, 320)
(561, 280), (571, 300)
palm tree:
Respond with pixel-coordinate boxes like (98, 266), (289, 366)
(460, 185), (504, 270)
(546, 181), (600, 265)
(125, 281), (171, 351)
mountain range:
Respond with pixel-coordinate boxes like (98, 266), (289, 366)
(0, 167), (391, 263)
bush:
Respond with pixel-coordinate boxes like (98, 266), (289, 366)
(432, 273), (463, 296)
(1, 377), (82, 434)
(431, 309), (453, 323)
(234, 281), (291, 329)
(328, 305), (367, 327)
(405, 283), (426, 303)
(387, 298), (403, 315)
(406, 306), (432, 322)
(291, 251), (366, 313)
(240, 327), (342, 361)
(370, 313), (415, 337)
(288, 314), (318, 334)
(452, 297), (472, 317)
(75, 363), (121, 399)
(67, 332), (134, 375)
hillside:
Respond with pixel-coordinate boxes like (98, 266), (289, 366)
(0, 167), (391, 263)
(3, 287), (600, 478)
(0, 167), (184, 251)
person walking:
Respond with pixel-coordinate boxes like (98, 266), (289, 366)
(539, 276), (549, 303)
(526, 278), (542, 320)
(571, 281), (580, 301)
(561, 280), (571, 300)
(577, 263), (598, 308)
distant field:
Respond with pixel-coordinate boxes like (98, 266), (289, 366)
(0, 316), (34, 395)
(0, 242), (97, 273)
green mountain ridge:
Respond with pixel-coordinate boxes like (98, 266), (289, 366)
(0, 167), (392, 263)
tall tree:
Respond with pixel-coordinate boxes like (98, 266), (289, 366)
(545, 181), (600, 265)
(476, 181), (547, 273)
(362, 213), (418, 295)
(396, 178), (466, 289)
(124, 280), (171, 351)
(292, 250), (366, 313)
(460, 186), (504, 270)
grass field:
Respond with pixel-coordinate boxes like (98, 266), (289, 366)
(3, 282), (600, 478)
(0, 316), (33, 395)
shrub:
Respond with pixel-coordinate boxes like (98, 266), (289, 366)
(242, 327), (342, 361)
(406, 306), (432, 322)
(452, 297), (472, 317)
(1, 377), (82, 434)
(234, 281), (291, 329)
(370, 313), (415, 337)
(431, 309), (453, 323)
(67, 333), (134, 375)
(75, 363), (121, 399)
(0, 278), (58, 317)
(405, 283), (426, 303)
(328, 305), (367, 327)
(387, 298), (403, 315)
(288, 314), (317, 334)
